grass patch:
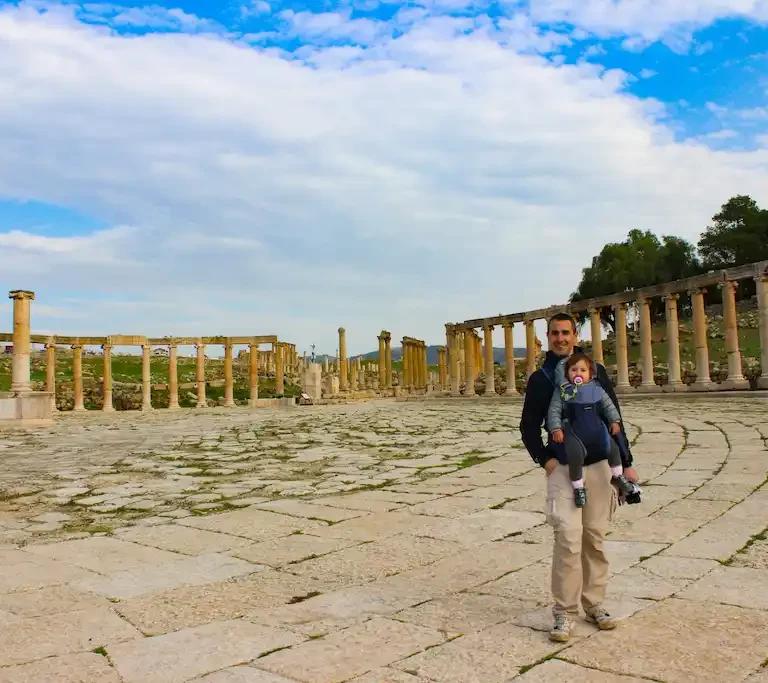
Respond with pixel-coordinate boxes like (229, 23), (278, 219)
(287, 591), (322, 604)
(456, 455), (493, 469)
(92, 646), (108, 657)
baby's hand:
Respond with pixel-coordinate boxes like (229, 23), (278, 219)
(609, 422), (621, 435)
(551, 429), (564, 444)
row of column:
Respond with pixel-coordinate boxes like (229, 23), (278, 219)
(447, 274), (768, 395)
(377, 331), (392, 390)
(42, 339), (289, 412)
(402, 337), (428, 392)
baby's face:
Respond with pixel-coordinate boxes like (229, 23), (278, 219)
(567, 360), (590, 385)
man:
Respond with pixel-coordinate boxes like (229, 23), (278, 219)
(520, 312), (638, 643)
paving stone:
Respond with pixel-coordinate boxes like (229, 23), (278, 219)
(0, 584), (108, 617)
(415, 509), (544, 546)
(178, 508), (326, 541)
(394, 592), (530, 633)
(0, 607), (142, 667)
(407, 495), (506, 517)
(516, 659), (650, 681)
(349, 668), (433, 682)
(108, 619), (304, 683)
(258, 617), (445, 682)
(0, 652), (121, 683)
(289, 534), (461, 585)
(676, 566), (768, 609)
(117, 524), (255, 555)
(23, 537), (182, 574)
(314, 510), (439, 542)
(394, 622), (563, 682)
(76, 552), (260, 599)
(637, 555), (719, 580)
(0, 548), (101, 593)
(563, 598), (768, 682)
(254, 499), (367, 523)
(115, 568), (326, 635)
(191, 668), (302, 682)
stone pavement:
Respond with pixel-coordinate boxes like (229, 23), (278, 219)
(1, 396), (767, 682)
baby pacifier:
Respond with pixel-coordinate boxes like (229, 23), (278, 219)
(572, 375), (584, 385)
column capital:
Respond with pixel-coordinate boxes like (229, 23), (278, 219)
(9, 290), (35, 301)
(612, 301), (628, 310)
(587, 307), (600, 315)
(71, 343), (82, 350)
(168, 341), (178, 349)
(662, 293), (680, 302)
(687, 287), (706, 296)
(142, 343), (151, 351)
(45, 337), (56, 349)
(754, 274), (768, 283)
(338, 327), (346, 334)
(484, 324), (494, 331)
(501, 321), (514, 329)
(717, 280), (739, 291)
(101, 342), (112, 351)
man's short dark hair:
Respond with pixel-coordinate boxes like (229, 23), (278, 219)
(547, 312), (577, 333)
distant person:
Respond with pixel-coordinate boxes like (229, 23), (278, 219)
(520, 313), (639, 643)
(547, 352), (637, 507)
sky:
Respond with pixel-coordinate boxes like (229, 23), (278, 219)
(0, 0), (767, 357)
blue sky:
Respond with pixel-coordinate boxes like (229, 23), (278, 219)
(0, 0), (767, 354)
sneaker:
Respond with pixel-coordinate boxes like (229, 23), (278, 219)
(612, 474), (636, 496)
(550, 614), (574, 642)
(585, 606), (617, 630)
(573, 487), (587, 507)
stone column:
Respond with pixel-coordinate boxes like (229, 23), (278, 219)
(249, 343), (259, 406)
(589, 308), (603, 365)
(45, 339), (56, 411)
(384, 333), (392, 388)
(662, 294), (686, 392)
(756, 274), (768, 390)
(223, 341), (235, 406)
(464, 329), (476, 395)
(503, 323), (517, 396)
(475, 333), (482, 376)
(378, 334), (387, 390)
(524, 320), (536, 378)
(141, 343), (153, 410)
(102, 342), (114, 412)
(449, 329), (460, 395)
(483, 325), (495, 396)
(637, 297), (660, 392)
(438, 347), (447, 390)
(688, 289), (714, 390)
(9, 290), (34, 394)
(719, 280), (749, 390)
(422, 343), (428, 390)
(350, 355), (358, 391)
(338, 328), (348, 392)
(275, 342), (285, 395)
(196, 339), (206, 408)
(613, 303), (633, 393)
(168, 343), (179, 409)
(72, 344), (85, 412)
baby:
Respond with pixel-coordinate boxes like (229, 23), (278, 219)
(547, 352), (635, 507)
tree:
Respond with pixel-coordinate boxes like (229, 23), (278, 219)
(570, 230), (700, 329)
(698, 195), (768, 270)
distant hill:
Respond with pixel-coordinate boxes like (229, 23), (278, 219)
(313, 346), (527, 365)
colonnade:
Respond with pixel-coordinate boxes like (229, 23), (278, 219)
(401, 337), (428, 392)
(447, 261), (768, 394)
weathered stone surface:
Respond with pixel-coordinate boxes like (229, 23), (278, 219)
(77, 552), (260, 600)
(254, 499), (367, 523)
(24, 537), (181, 574)
(676, 566), (768, 610)
(313, 510), (438, 542)
(117, 524), (255, 555)
(0, 652), (120, 683)
(116, 569), (326, 635)
(0, 548), (101, 593)
(563, 598), (768, 682)
(349, 669), (433, 682)
(516, 659), (650, 681)
(232, 534), (360, 567)
(191, 668), (301, 682)
(0, 584), (108, 617)
(415, 509), (544, 546)
(178, 508), (326, 541)
(108, 619), (304, 683)
(258, 617), (444, 682)
(0, 607), (142, 667)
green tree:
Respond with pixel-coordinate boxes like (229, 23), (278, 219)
(698, 195), (768, 269)
(570, 230), (700, 330)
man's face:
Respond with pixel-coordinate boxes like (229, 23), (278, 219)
(547, 319), (577, 357)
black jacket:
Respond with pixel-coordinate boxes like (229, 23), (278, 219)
(519, 347), (634, 469)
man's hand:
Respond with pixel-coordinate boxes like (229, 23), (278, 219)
(544, 458), (558, 476)
(609, 422), (620, 435)
(551, 429), (564, 444)
(623, 467), (639, 483)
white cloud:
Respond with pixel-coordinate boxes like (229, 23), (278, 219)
(639, 67), (657, 78)
(0, 2), (767, 355)
(79, 3), (223, 33)
(525, 0), (768, 51)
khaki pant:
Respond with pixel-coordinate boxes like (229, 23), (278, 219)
(545, 460), (617, 617)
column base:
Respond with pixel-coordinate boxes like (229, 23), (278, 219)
(503, 390), (521, 398)
(222, 401), (236, 408)
(758, 376), (768, 390)
(689, 381), (716, 392)
(662, 383), (688, 393)
(615, 384), (635, 394)
(102, 406), (116, 413)
(196, 403), (207, 408)
(721, 378), (750, 391)
(141, 405), (153, 412)
(73, 405), (87, 413)
(636, 384), (662, 394)
(168, 404), (181, 411)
